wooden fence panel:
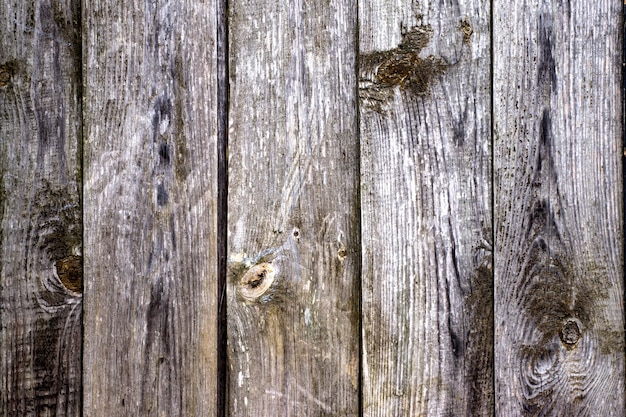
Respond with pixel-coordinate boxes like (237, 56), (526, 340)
(0, 0), (83, 415)
(358, 1), (493, 415)
(82, 0), (219, 415)
(226, 0), (360, 415)
(1, 1), (625, 416)
(494, 1), (625, 414)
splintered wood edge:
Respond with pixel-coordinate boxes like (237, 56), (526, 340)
(237, 262), (275, 302)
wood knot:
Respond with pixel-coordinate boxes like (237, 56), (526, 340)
(55, 255), (83, 293)
(460, 19), (473, 44)
(560, 318), (581, 346)
(0, 70), (10, 86)
(238, 262), (275, 302)
(0, 62), (16, 87)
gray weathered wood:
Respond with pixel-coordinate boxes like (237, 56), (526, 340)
(82, 1), (219, 415)
(358, 1), (493, 415)
(494, 1), (625, 414)
(226, 0), (360, 415)
(0, 0), (83, 415)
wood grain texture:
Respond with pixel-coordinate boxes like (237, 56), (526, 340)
(82, 1), (218, 415)
(494, 1), (625, 415)
(358, 1), (492, 415)
(226, 0), (360, 415)
(0, 0), (83, 415)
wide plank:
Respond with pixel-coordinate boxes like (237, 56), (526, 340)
(0, 1), (83, 415)
(494, 1), (625, 414)
(82, 1), (219, 415)
(359, 1), (493, 415)
(226, 0), (360, 415)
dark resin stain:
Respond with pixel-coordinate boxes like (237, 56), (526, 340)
(158, 142), (171, 166)
(157, 183), (169, 206)
(362, 26), (446, 92)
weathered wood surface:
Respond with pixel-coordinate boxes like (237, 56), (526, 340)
(226, 0), (360, 415)
(1, 0), (625, 415)
(358, 1), (493, 416)
(0, 0), (83, 415)
(82, 0), (219, 415)
(494, 1), (625, 415)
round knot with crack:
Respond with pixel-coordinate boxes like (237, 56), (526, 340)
(238, 262), (275, 302)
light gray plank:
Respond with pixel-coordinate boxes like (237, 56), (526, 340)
(0, 0), (83, 415)
(226, 0), (360, 415)
(82, 1), (219, 415)
(359, 1), (493, 415)
(494, 1), (625, 414)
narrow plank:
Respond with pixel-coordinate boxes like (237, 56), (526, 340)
(226, 0), (360, 415)
(0, 0), (83, 415)
(494, 1), (625, 414)
(82, 1), (218, 415)
(358, 1), (493, 415)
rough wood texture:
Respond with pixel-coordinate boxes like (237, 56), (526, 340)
(226, 0), (360, 415)
(0, 0), (83, 415)
(82, 1), (218, 415)
(494, 1), (625, 415)
(358, 1), (493, 415)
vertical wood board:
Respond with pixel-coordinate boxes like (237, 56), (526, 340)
(494, 1), (625, 414)
(0, 0), (83, 415)
(359, 0), (493, 415)
(82, 0), (219, 415)
(227, 0), (360, 415)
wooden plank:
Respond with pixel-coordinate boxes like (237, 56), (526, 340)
(82, 1), (219, 415)
(226, 0), (360, 415)
(358, 1), (493, 415)
(0, 0), (83, 415)
(494, 1), (625, 415)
